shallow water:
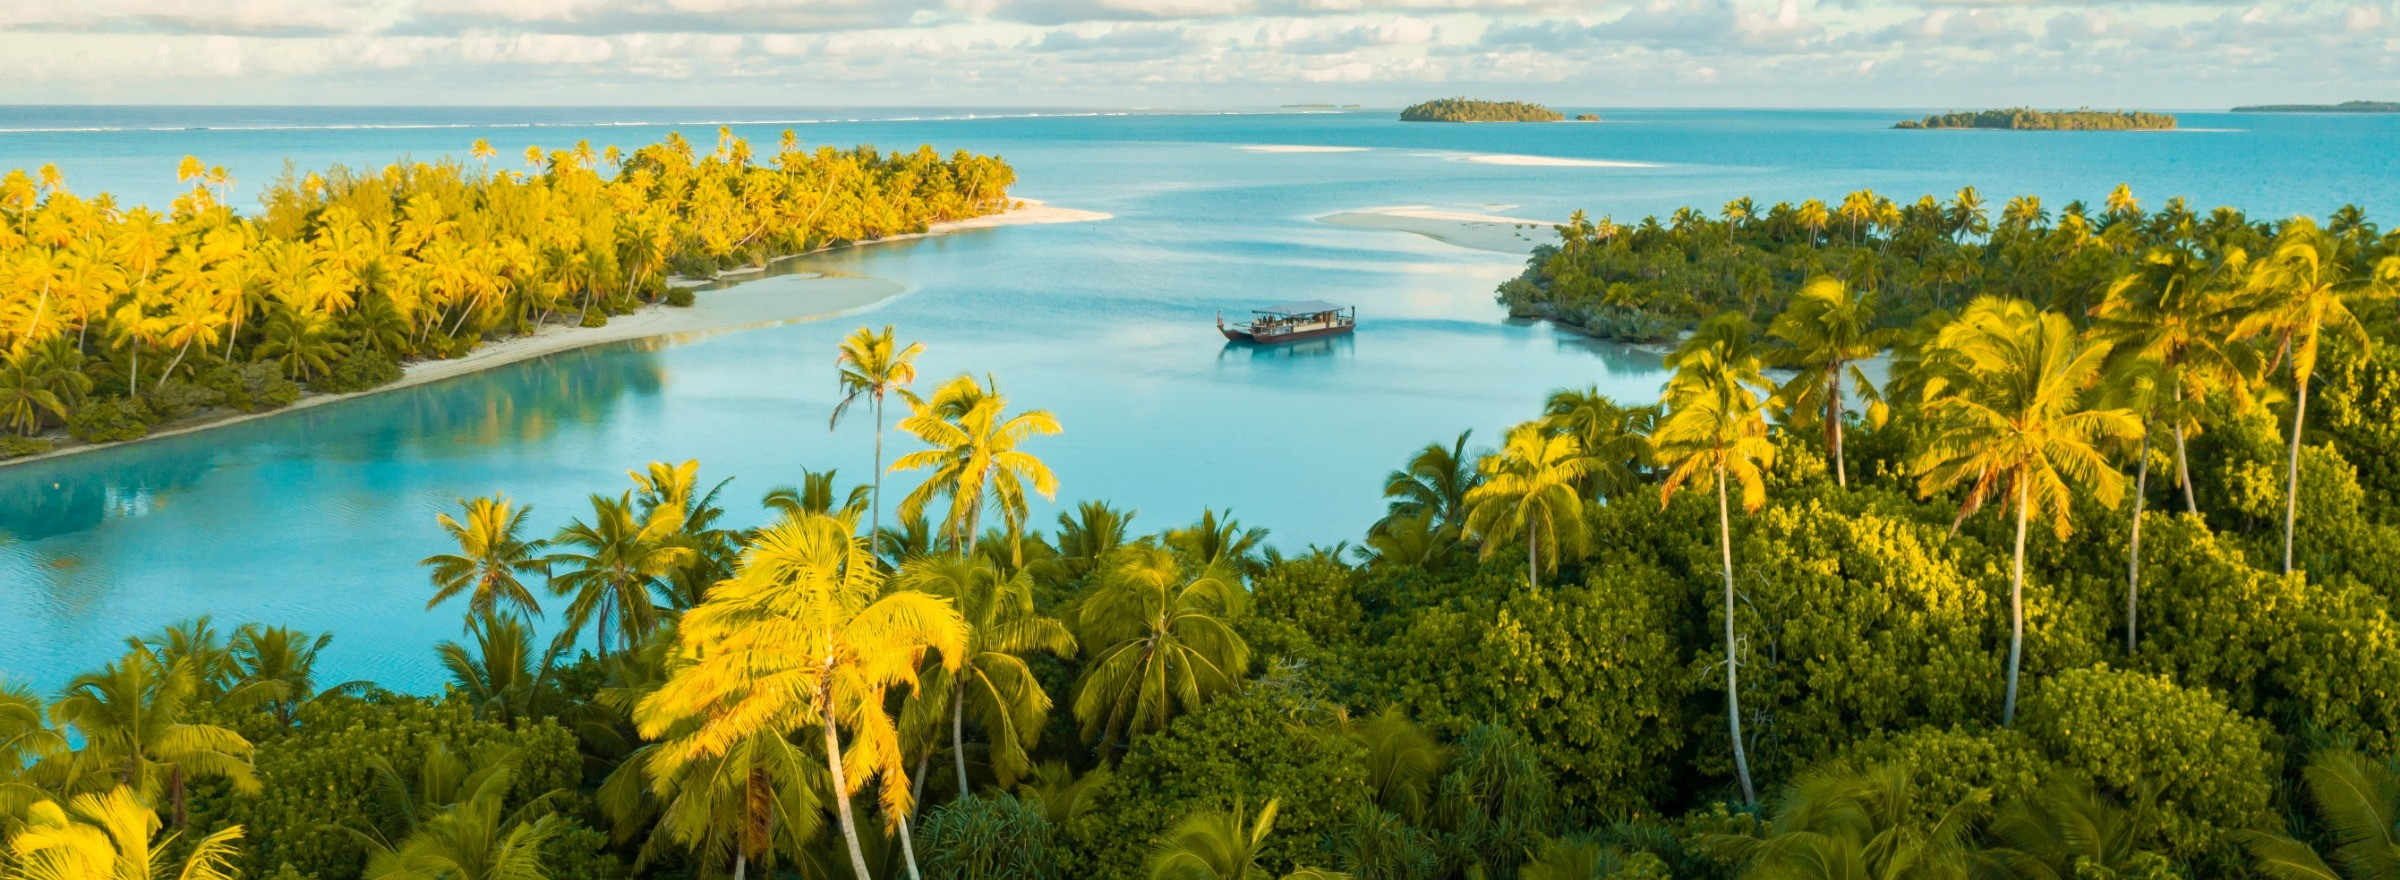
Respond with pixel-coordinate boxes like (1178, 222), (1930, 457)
(2, 107), (2393, 689)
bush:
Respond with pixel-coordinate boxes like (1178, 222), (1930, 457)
(68, 397), (152, 443)
(204, 362), (302, 412)
(916, 794), (1056, 880)
(1366, 561), (1689, 815)
(2019, 667), (2276, 865)
(665, 286), (697, 307)
(0, 434), (53, 458)
(1825, 725), (2052, 823)
(1060, 686), (1370, 879)
(310, 349), (402, 394)
(144, 378), (226, 421)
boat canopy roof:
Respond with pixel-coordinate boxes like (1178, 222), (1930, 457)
(1252, 299), (1348, 316)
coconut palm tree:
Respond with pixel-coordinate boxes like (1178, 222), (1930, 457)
(49, 648), (262, 829)
(1914, 298), (2139, 725)
(229, 623), (361, 727)
(1766, 276), (1893, 488)
(1701, 764), (1987, 880)
(1377, 430), (1478, 532)
(423, 494), (549, 620)
(1462, 423), (1591, 591)
(832, 325), (926, 538)
(1070, 545), (1249, 759)
(1046, 501), (1136, 585)
(604, 727), (825, 880)
(1982, 783), (2167, 879)
(638, 509), (967, 880)
(438, 611), (549, 724)
(896, 554), (1075, 794)
(1653, 314), (1777, 806)
(547, 492), (693, 658)
(1541, 388), (1654, 500)
(10, 787), (245, 880)
(892, 374), (1061, 553)
(2234, 224), (2398, 575)
(1144, 798), (1346, 880)
(2241, 747), (2400, 880)
(2093, 246), (2255, 517)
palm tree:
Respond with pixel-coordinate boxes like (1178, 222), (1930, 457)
(1653, 314), (1776, 806)
(832, 325), (926, 538)
(639, 510), (967, 880)
(1914, 298), (2139, 725)
(10, 787), (245, 880)
(50, 648), (261, 828)
(423, 494), (549, 620)
(1461, 423), (1591, 591)
(1144, 798), (1345, 880)
(605, 727), (825, 880)
(1541, 389), (1654, 500)
(2094, 246), (2255, 517)
(438, 611), (549, 724)
(1700, 764), (1987, 880)
(1380, 430), (1479, 527)
(1047, 501), (1136, 585)
(896, 554), (1076, 794)
(359, 759), (566, 880)
(892, 374), (1062, 553)
(763, 468), (871, 522)
(229, 623), (361, 727)
(2234, 224), (2398, 574)
(2241, 747), (2400, 880)
(1766, 276), (1893, 488)
(1983, 783), (2165, 879)
(1070, 545), (1250, 759)
(548, 492), (692, 658)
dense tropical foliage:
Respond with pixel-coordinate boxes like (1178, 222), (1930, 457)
(0, 131), (1015, 457)
(5, 181), (2400, 880)
(1398, 99), (1565, 123)
(1894, 108), (2178, 130)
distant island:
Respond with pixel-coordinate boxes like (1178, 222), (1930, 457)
(1400, 97), (1565, 122)
(1575, 113), (1601, 122)
(2231, 100), (2400, 113)
(1895, 107), (2177, 131)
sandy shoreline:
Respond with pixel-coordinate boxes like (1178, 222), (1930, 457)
(1318, 205), (1561, 254)
(4, 198), (1109, 470)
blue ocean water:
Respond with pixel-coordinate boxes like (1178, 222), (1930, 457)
(1, 107), (2393, 690)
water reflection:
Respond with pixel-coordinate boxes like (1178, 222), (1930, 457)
(1218, 333), (1355, 362)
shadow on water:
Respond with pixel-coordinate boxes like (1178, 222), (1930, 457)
(0, 343), (670, 544)
(1217, 333), (1356, 362)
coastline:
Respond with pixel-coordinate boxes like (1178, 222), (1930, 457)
(3, 198), (1111, 470)
(1318, 205), (1560, 254)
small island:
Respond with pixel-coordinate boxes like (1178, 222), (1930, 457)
(2231, 100), (2400, 113)
(1575, 113), (1601, 122)
(1895, 107), (2177, 131)
(1400, 97), (1565, 122)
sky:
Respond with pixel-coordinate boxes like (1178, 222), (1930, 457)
(0, 0), (2392, 108)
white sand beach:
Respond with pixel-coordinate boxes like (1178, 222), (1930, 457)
(5, 198), (1106, 468)
(1317, 205), (1561, 254)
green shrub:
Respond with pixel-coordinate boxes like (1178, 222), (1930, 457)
(2019, 667), (2276, 865)
(205, 361), (303, 412)
(916, 793), (1056, 880)
(1825, 725), (2051, 823)
(68, 397), (152, 443)
(144, 378), (225, 420)
(1060, 686), (1369, 880)
(0, 434), (53, 458)
(665, 286), (697, 307)
(310, 349), (402, 394)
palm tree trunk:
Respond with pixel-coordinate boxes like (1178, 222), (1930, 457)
(822, 693), (875, 880)
(2005, 477), (2029, 726)
(896, 808), (925, 880)
(2127, 422), (2150, 655)
(734, 854), (747, 880)
(2284, 371), (2309, 576)
(170, 764), (188, 829)
(1718, 473), (1755, 806)
(157, 337), (195, 392)
(872, 393), (885, 543)
(1526, 525), (1539, 592)
(951, 676), (971, 796)
(2172, 384), (2197, 515)
(1827, 366), (1846, 489)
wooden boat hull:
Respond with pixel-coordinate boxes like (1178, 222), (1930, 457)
(1221, 323), (1356, 344)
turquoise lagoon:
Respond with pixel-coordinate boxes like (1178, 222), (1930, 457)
(1, 107), (2394, 688)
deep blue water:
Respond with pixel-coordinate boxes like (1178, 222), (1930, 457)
(2, 107), (2393, 690)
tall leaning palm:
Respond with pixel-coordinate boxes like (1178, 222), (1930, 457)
(422, 494), (549, 620)
(1914, 298), (2139, 726)
(639, 510), (966, 880)
(2234, 225), (2397, 575)
(1766, 276), (1893, 488)
(832, 325), (926, 540)
(1461, 423), (1591, 591)
(892, 374), (1062, 553)
(1652, 314), (1776, 807)
(897, 554), (1076, 794)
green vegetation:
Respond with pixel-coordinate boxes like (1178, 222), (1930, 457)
(1895, 108), (2178, 130)
(1399, 98), (1565, 123)
(0, 131), (1015, 456)
(2231, 100), (2400, 113)
(7, 177), (2400, 880)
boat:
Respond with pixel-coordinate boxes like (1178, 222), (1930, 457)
(1217, 300), (1356, 344)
